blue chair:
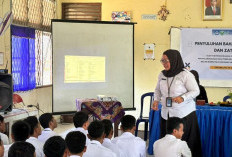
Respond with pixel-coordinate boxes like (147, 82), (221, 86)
(135, 92), (154, 141)
(223, 95), (231, 102)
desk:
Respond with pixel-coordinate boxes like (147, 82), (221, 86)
(148, 105), (232, 157)
(76, 99), (125, 137)
(1, 108), (39, 143)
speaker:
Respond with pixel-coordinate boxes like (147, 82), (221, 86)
(0, 74), (12, 112)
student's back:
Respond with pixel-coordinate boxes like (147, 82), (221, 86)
(112, 115), (146, 157)
(112, 132), (146, 157)
(84, 140), (117, 157)
(153, 134), (190, 157)
(153, 117), (191, 157)
(83, 120), (116, 157)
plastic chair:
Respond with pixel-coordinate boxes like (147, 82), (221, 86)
(223, 95), (231, 102)
(135, 92), (154, 141)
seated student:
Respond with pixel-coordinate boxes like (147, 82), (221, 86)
(0, 137), (4, 157)
(102, 119), (124, 157)
(8, 141), (35, 157)
(0, 115), (9, 145)
(4, 121), (31, 157)
(65, 131), (86, 157)
(153, 117), (191, 157)
(62, 111), (90, 144)
(112, 115), (146, 157)
(83, 120), (117, 157)
(24, 116), (45, 157)
(190, 70), (208, 103)
(43, 136), (68, 157)
(38, 113), (57, 143)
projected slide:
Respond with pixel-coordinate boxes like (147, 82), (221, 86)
(65, 56), (105, 83)
(52, 20), (134, 113)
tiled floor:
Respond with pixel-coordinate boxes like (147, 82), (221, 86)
(55, 122), (153, 157)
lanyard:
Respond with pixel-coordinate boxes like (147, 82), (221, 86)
(167, 76), (175, 97)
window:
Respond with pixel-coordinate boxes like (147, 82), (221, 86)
(62, 3), (101, 21)
(35, 30), (52, 86)
(12, 0), (55, 90)
(11, 25), (36, 91)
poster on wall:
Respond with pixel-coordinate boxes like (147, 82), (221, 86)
(112, 11), (131, 22)
(144, 43), (155, 60)
(180, 28), (232, 87)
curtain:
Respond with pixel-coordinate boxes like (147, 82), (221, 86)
(11, 25), (36, 91)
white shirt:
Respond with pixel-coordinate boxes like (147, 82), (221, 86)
(83, 140), (117, 157)
(38, 128), (56, 143)
(112, 132), (146, 157)
(26, 137), (45, 157)
(154, 69), (199, 120)
(3, 144), (12, 157)
(0, 132), (9, 145)
(70, 155), (81, 157)
(62, 127), (90, 145)
(102, 138), (125, 157)
(153, 134), (191, 157)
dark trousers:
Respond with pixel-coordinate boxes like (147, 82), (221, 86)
(160, 111), (202, 157)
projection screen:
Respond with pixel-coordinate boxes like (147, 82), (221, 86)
(52, 20), (135, 114)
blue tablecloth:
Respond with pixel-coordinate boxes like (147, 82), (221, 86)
(148, 105), (232, 157)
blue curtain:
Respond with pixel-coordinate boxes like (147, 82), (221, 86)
(11, 25), (36, 91)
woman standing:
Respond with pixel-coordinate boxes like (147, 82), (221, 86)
(152, 49), (202, 157)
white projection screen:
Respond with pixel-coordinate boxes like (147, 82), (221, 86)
(52, 20), (135, 114)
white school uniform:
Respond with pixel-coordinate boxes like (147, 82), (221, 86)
(154, 69), (200, 120)
(83, 140), (117, 157)
(0, 132), (9, 145)
(3, 144), (12, 157)
(70, 156), (81, 157)
(38, 128), (56, 143)
(62, 127), (90, 145)
(153, 134), (192, 157)
(102, 138), (125, 157)
(26, 137), (45, 157)
(112, 132), (146, 157)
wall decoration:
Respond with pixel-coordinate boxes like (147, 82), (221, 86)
(203, 0), (222, 20)
(144, 43), (155, 60)
(112, 11), (131, 22)
(157, 5), (170, 21)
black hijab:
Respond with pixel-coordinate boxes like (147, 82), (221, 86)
(162, 49), (184, 77)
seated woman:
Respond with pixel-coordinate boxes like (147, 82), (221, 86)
(190, 70), (208, 103)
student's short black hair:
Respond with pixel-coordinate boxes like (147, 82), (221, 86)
(8, 141), (35, 157)
(44, 136), (67, 157)
(88, 120), (105, 139)
(12, 120), (30, 142)
(121, 115), (136, 131)
(0, 115), (4, 123)
(65, 131), (86, 154)
(39, 113), (53, 129)
(24, 116), (39, 135)
(102, 119), (113, 137)
(166, 117), (184, 134)
(73, 111), (88, 128)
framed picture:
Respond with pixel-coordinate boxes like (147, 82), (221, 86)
(203, 0), (222, 20)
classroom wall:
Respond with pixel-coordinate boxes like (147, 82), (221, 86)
(1, 0), (232, 122)
(57, 0), (232, 118)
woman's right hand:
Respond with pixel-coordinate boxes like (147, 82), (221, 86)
(152, 101), (159, 111)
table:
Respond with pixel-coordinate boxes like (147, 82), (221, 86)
(1, 108), (39, 143)
(76, 99), (125, 137)
(148, 105), (232, 157)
